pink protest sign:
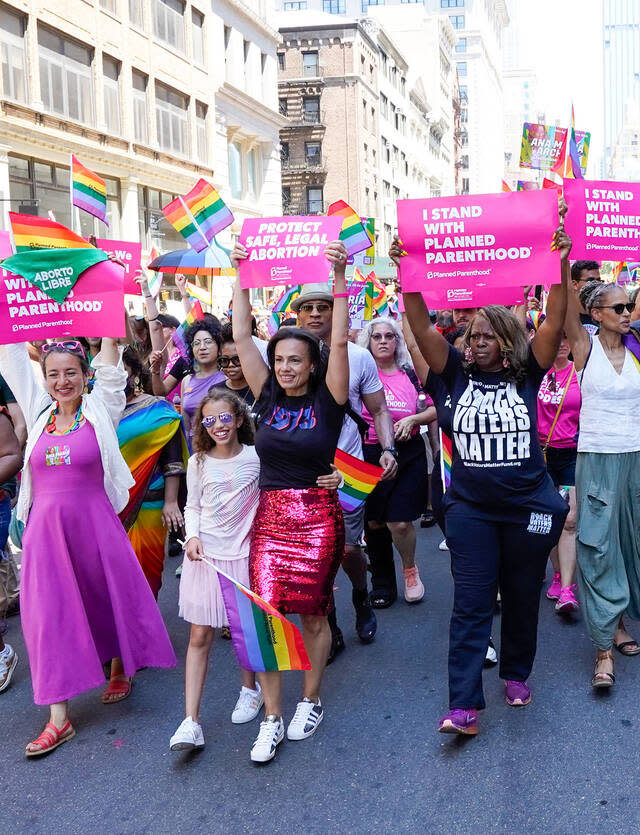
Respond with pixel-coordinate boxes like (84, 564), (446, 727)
(398, 285), (524, 312)
(238, 216), (343, 289)
(0, 259), (125, 343)
(396, 192), (559, 291)
(563, 179), (640, 261)
(95, 239), (142, 294)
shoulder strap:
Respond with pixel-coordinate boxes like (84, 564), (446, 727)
(402, 364), (423, 395)
(543, 364), (575, 450)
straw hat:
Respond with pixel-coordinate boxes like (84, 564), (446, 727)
(290, 283), (334, 312)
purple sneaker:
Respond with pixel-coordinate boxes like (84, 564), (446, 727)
(437, 708), (478, 736)
(504, 680), (531, 706)
(546, 572), (562, 600)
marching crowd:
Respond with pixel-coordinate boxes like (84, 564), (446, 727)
(1, 213), (640, 762)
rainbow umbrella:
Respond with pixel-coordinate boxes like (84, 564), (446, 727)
(148, 241), (233, 276)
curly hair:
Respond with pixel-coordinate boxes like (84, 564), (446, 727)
(192, 389), (255, 466)
(461, 306), (530, 383)
(356, 317), (411, 366)
(122, 345), (152, 394)
(185, 319), (221, 367)
(579, 280), (619, 314)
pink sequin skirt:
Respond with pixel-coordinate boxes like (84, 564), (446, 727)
(250, 488), (345, 616)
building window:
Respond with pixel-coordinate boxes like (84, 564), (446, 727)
(283, 1), (307, 8)
(38, 27), (94, 124)
(196, 101), (207, 162)
(228, 141), (243, 199)
(363, 142), (368, 161)
(460, 107), (468, 122)
(280, 141), (289, 163)
(307, 187), (323, 214)
(455, 37), (466, 52)
(383, 180), (390, 198)
(400, 0), (421, 3)
(102, 55), (121, 134)
(129, 0), (144, 27)
(100, 0), (118, 14)
(461, 177), (469, 194)
(459, 84), (468, 100)
(362, 0), (384, 10)
(191, 9), (204, 64)
(323, 0), (345, 12)
(153, 0), (185, 53)
(138, 184), (182, 250)
(441, 0), (464, 6)
(456, 61), (467, 76)
(282, 186), (291, 213)
(132, 70), (148, 143)
(279, 97), (288, 116)
(155, 81), (188, 154)
(247, 148), (260, 198)
(449, 14), (465, 28)
(302, 51), (319, 77)
(277, 52), (285, 70)
(305, 141), (321, 165)
(303, 96), (320, 123)
(380, 93), (388, 118)
(1, 6), (28, 103)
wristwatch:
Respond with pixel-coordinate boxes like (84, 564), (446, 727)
(382, 446), (399, 460)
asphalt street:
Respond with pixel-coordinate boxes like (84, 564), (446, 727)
(4, 525), (640, 835)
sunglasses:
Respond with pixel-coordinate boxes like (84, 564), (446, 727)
(218, 355), (241, 368)
(298, 303), (332, 313)
(202, 412), (235, 428)
(594, 303), (635, 315)
(41, 340), (86, 357)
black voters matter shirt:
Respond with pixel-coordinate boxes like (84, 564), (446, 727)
(255, 379), (346, 490)
(438, 344), (564, 512)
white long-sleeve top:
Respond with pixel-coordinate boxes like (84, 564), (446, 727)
(184, 446), (260, 561)
(0, 342), (135, 523)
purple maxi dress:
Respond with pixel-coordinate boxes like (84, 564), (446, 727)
(21, 421), (176, 705)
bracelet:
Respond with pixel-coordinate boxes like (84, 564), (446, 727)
(148, 316), (159, 322)
(333, 292), (348, 298)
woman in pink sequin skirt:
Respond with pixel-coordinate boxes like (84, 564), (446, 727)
(232, 239), (350, 762)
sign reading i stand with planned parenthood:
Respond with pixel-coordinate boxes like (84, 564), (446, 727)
(238, 216), (343, 289)
(563, 179), (640, 261)
(396, 191), (560, 292)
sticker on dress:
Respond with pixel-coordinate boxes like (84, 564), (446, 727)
(45, 445), (71, 466)
(527, 512), (552, 535)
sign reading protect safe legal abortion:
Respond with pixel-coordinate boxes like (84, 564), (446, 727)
(238, 216), (343, 289)
(563, 179), (640, 261)
(396, 191), (559, 291)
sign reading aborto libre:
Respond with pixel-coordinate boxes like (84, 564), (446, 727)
(396, 191), (560, 292)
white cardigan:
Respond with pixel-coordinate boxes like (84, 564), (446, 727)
(0, 343), (135, 523)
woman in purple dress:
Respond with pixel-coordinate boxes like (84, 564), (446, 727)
(0, 339), (176, 757)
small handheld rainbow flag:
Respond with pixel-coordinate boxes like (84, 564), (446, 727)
(567, 104), (583, 180)
(162, 196), (206, 252)
(9, 212), (93, 252)
(183, 179), (233, 245)
(171, 301), (205, 359)
(186, 281), (213, 307)
(267, 284), (302, 335)
(526, 310), (545, 330)
(328, 200), (373, 257)
(71, 154), (108, 226)
(440, 429), (452, 491)
(334, 448), (384, 512)
(202, 559), (311, 672)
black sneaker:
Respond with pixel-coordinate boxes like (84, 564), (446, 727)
(354, 593), (377, 644)
(327, 627), (345, 665)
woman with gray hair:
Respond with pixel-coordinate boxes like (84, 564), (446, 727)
(357, 319), (435, 604)
(565, 278), (640, 689)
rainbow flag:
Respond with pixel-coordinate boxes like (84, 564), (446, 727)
(71, 154), (108, 226)
(328, 200), (373, 257)
(172, 301), (205, 359)
(567, 104), (583, 180)
(205, 561), (310, 672)
(501, 180), (512, 192)
(334, 448), (383, 512)
(183, 179), (233, 245)
(186, 281), (213, 307)
(162, 196), (206, 252)
(440, 429), (452, 491)
(267, 284), (302, 335)
(526, 310), (545, 330)
(9, 212), (93, 252)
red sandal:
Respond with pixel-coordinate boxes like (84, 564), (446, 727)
(25, 720), (75, 758)
(101, 674), (133, 704)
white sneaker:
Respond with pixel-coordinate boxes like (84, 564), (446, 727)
(0, 644), (17, 693)
(169, 716), (205, 751)
(287, 698), (323, 741)
(439, 539), (449, 551)
(231, 685), (264, 724)
(250, 715), (284, 763)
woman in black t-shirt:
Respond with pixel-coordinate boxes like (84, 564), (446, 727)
(390, 227), (571, 737)
(231, 240), (350, 763)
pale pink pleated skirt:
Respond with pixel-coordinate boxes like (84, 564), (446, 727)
(178, 554), (250, 628)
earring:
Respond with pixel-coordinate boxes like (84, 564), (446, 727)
(134, 376), (141, 393)
(464, 347), (473, 363)
(502, 351), (510, 369)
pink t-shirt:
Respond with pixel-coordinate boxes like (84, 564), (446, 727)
(362, 367), (419, 444)
(537, 363), (581, 449)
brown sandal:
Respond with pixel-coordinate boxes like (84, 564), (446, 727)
(591, 651), (615, 689)
(25, 720), (75, 757)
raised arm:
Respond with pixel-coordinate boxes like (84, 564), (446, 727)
(175, 274), (194, 316)
(137, 271), (165, 355)
(324, 241), (349, 405)
(390, 237), (449, 374)
(564, 271), (591, 372)
(531, 227), (570, 369)
(90, 339), (127, 428)
(231, 244), (269, 399)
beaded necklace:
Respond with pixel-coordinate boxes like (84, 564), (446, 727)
(46, 403), (83, 435)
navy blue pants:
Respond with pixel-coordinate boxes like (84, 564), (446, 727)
(445, 497), (567, 710)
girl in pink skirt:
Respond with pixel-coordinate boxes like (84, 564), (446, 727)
(0, 340), (176, 757)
